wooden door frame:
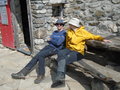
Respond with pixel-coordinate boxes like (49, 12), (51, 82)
(26, 0), (34, 54)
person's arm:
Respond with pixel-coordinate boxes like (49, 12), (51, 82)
(50, 31), (66, 46)
(70, 30), (108, 45)
(50, 35), (65, 46)
(83, 30), (104, 40)
(84, 30), (112, 43)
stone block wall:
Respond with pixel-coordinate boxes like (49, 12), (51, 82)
(30, 0), (120, 52)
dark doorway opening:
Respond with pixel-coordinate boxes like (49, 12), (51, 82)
(18, 0), (32, 55)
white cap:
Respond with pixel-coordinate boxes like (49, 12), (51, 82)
(68, 18), (80, 27)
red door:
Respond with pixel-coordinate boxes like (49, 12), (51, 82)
(0, 0), (15, 49)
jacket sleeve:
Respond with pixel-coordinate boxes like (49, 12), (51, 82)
(83, 29), (104, 41)
(70, 30), (104, 45)
(50, 32), (66, 46)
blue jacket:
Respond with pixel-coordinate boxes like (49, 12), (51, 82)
(48, 30), (66, 51)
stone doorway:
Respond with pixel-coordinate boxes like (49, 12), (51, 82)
(11, 0), (33, 55)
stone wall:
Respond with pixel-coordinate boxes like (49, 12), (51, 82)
(31, 0), (53, 53)
(30, 0), (120, 53)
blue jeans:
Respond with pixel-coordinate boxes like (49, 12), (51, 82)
(56, 48), (84, 73)
(24, 45), (57, 75)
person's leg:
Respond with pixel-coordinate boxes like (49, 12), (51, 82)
(56, 49), (70, 79)
(11, 45), (55, 79)
(66, 51), (84, 64)
(24, 45), (53, 70)
(57, 50), (84, 72)
(51, 50), (84, 88)
(56, 48), (70, 72)
(34, 45), (57, 84)
(11, 50), (43, 79)
(51, 48), (71, 88)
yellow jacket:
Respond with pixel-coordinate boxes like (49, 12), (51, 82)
(66, 26), (104, 55)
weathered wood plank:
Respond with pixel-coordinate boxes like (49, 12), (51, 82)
(86, 35), (120, 52)
(49, 53), (119, 83)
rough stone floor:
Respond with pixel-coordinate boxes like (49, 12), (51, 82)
(0, 48), (89, 90)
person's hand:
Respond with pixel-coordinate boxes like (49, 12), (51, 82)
(103, 39), (112, 43)
(45, 37), (51, 41)
(47, 38), (51, 41)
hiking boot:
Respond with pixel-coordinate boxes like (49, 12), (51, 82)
(51, 71), (65, 88)
(51, 80), (65, 88)
(34, 74), (45, 84)
(11, 67), (30, 79)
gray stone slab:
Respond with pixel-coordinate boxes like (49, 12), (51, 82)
(0, 48), (87, 90)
